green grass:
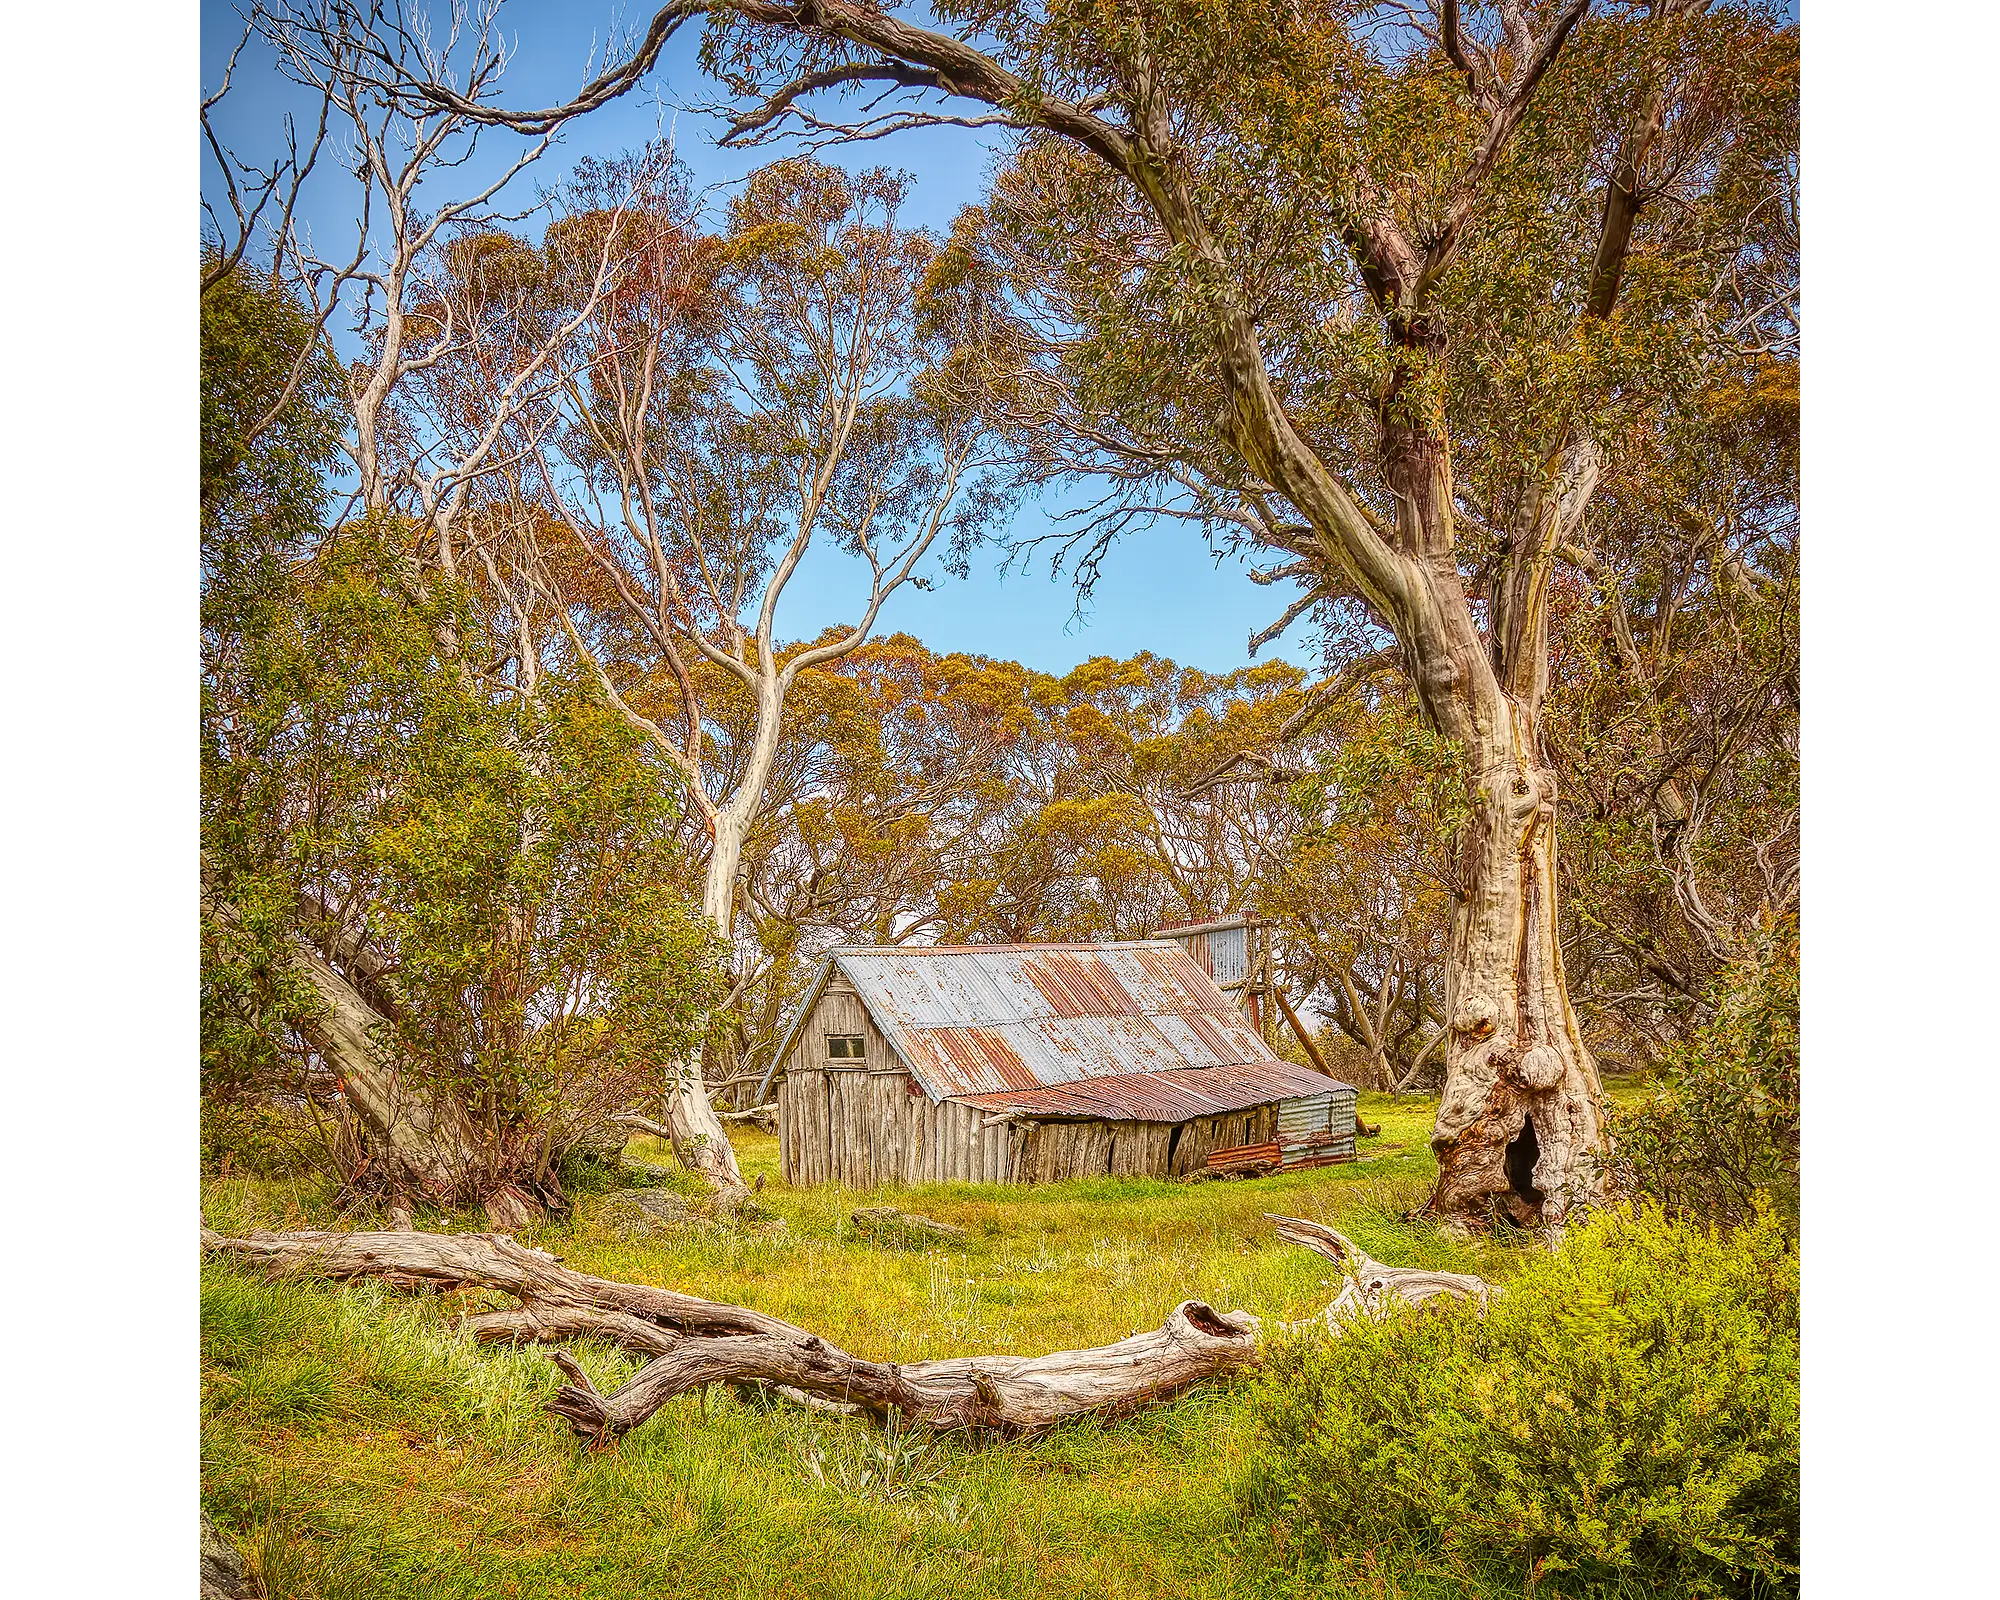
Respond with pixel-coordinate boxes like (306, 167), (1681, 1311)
(200, 1088), (1634, 1600)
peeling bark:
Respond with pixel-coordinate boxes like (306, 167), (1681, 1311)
(1431, 697), (1608, 1226)
(202, 1217), (1492, 1443)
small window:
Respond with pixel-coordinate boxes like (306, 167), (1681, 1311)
(826, 1034), (866, 1060)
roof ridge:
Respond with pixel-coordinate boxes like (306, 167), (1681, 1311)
(831, 940), (1177, 954)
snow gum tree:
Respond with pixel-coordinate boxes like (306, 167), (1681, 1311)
(298, 0), (1797, 1223)
(509, 155), (1015, 1199)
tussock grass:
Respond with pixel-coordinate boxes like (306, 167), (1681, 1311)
(202, 1090), (1568, 1599)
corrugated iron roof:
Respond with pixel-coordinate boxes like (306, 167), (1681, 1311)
(772, 941), (1352, 1119)
(952, 1059), (1343, 1123)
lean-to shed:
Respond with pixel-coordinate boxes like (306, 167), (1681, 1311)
(770, 942), (1356, 1187)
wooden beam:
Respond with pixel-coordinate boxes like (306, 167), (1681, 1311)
(1274, 987), (1339, 1079)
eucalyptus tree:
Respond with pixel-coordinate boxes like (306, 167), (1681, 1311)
(379, 0), (1793, 1224)
(200, 10), (728, 1212)
(506, 155), (1014, 1197)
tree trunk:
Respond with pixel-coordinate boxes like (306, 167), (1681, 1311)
(208, 876), (628, 1210)
(206, 877), (473, 1200)
(287, 936), (474, 1199)
(663, 815), (751, 1207)
(201, 1217), (1491, 1443)
(1429, 697), (1607, 1226)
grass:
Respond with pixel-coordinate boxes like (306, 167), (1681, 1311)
(201, 1086), (1646, 1600)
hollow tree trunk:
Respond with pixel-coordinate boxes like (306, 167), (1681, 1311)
(1394, 423), (1610, 1229)
(201, 1216), (1492, 1443)
(1431, 698), (1607, 1226)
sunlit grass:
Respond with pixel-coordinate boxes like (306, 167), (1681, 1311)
(202, 1086), (1630, 1599)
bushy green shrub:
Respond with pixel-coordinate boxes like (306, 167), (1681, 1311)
(1607, 921), (1799, 1232)
(201, 1095), (317, 1178)
(1243, 1204), (1799, 1599)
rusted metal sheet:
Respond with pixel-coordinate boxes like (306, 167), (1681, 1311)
(1206, 1139), (1281, 1173)
(951, 1059), (1340, 1123)
(774, 941), (1355, 1118)
(1019, 949), (1133, 1016)
(1276, 1086), (1358, 1169)
(1127, 943), (1233, 1011)
(897, 1024), (1042, 1094)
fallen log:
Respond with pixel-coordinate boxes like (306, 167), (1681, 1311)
(201, 1215), (1491, 1446)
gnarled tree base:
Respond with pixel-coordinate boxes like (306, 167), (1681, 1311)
(201, 1218), (1491, 1445)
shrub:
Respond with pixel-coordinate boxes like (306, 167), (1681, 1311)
(1606, 921), (1799, 1232)
(1243, 1204), (1799, 1599)
(201, 1094), (317, 1179)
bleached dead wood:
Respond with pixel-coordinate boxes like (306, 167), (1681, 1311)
(202, 1214), (1491, 1445)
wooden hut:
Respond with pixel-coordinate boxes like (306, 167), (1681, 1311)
(769, 942), (1355, 1187)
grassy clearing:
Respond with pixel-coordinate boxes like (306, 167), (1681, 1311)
(200, 1087), (1638, 1600)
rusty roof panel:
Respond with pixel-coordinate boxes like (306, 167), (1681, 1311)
(1126, 944), (1235, 1012)
(951, 1059), (1343, 1123)
(1018, 949), (1140, 1017)
(1146, 1009), (1264, 1068)
(898, 1024), (1042, 1094)
(801, 941), (1328, 1103)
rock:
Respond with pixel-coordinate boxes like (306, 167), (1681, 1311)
(482, 1185), (541, 1234)
(605, 1189), (702, 1231)
(851, 1206), (967, 1247)
(200, 1512), (251, 1600)
(604, 1187), (787, 1240)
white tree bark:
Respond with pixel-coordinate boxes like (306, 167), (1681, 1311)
(1432, 700), (1607, 1225)
(202, 1214), (1492, 1441)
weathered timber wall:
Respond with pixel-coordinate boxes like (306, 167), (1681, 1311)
(774, 983), (1296, 1188)
(780, 1067), (1016, 1187)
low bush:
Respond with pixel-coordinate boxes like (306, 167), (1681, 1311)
(201, 1094), (319, 1178)
(1243, 1204), (1799, 1599)
(1607, 920), (1799, 1232)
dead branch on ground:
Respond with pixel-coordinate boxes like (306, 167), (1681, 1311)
(203, 1215), (1490, 1445)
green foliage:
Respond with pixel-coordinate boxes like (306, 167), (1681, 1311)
(201, 1095), (317, 1179)
(1605, 922), (1800, 1231)
(201, 259), (349, 1100)
(1244, 1204), (1799, 1599)
(200, 261), (721, 1194)
(204, 1107), (1504, 1599)
(199, 254), (343, 540)
(203, 519), (723, 1181)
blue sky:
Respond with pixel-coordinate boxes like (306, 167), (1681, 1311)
(200, 0), (1319, 677)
